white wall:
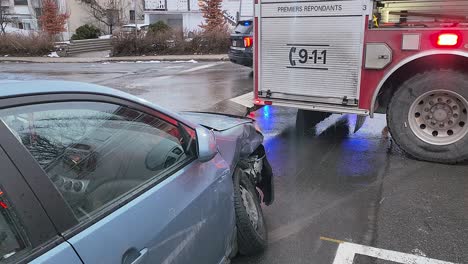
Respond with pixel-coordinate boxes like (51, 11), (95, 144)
(183, 12), (203, 32)
(239, 0), (253, 19)
(145, 0), (249, 33)
(167, 0), (188, 11)
(13, 6), (29, 15)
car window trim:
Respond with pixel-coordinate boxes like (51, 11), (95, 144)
(0, 92), (195, 130)
(0, 142), (57, 247)
(0, 132), (70, 264)
(0, 121), (78, 233)
(4, 236), (69, 264)
(0, 93), (198, 240)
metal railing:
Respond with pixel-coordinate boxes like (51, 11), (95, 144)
(63, 38), (112, 56)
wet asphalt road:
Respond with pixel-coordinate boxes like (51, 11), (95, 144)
(0, 61), (252, 112)
(1, 61), (467, 264)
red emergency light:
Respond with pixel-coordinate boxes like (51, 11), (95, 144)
(254, 99), (272, 105)
(0, 190), (7, 209)
(244, 36), (253, 48)
(433, 32), (462, 48)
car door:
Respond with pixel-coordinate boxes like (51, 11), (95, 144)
(0, 124), (82, 264)
(0, 95), (235, 264)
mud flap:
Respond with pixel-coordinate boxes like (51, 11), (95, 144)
(354, 115), (367, 133)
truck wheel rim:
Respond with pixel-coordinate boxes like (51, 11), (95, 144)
(240, 185), (259, 230)
(408, 90), (468, 145)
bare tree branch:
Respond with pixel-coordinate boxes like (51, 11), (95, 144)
(78, 0), (122, 34)
(0, 6), (13, 35)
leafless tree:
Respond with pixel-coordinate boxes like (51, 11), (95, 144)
(0, 6), (13, 35)
(79, 0), (121, 34)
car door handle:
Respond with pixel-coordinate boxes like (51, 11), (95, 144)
(131, 248), (148, 264)
(123, 248), (148, 264)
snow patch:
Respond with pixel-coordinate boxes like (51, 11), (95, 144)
(411, 248), (427, 257)
(47, 52), (60, 58)
(135, 60), (161, 64)
(173, 59), (198, 63)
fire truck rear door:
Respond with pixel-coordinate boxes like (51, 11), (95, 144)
(257, 0), (369, 106)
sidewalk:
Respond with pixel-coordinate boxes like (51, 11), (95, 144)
(0, 54), (229, 63)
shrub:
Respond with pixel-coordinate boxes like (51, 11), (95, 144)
(192, 28), (230, 54)
(148, 21), (171, 35)
(71, 24), (101, 40)
(111, 27), (230, 56)
(0, 33), (55, 56)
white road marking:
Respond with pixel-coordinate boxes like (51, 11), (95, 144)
(230, 92), (254, 108)
(331, 241), (457, 264)
(179, 63), (217, 73)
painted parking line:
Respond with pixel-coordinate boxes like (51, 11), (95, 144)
(179, 63), (218, 73)
(320, 237), (457, 264)
(229, 92), (254, 108)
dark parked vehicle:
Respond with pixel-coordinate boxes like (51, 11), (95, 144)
(229, 20), (253, 67)
(0, 80), (273, 264)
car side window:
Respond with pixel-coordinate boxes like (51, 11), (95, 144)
(0, 190), (30, 262)
(0, 102), (194, 221)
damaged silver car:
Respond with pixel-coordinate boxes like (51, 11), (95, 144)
(0, 80), (273, 264)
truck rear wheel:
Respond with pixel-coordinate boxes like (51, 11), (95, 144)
(296, 109), (331, 136)
(387, 70), (468, 163)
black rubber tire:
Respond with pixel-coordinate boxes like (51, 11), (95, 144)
(233, 167), (267, 255)
(387, 70), (468, 164)
(296, 109), (331, 136)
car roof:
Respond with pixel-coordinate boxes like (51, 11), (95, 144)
(0, 80), (131, 98)
(0, 80), (194, 125)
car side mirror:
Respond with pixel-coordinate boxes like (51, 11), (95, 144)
(196, 127), (218, 162)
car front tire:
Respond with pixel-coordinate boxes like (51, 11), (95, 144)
(233, 167), (267, 255)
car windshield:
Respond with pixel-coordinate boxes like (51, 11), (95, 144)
(234, 21), (252, 34)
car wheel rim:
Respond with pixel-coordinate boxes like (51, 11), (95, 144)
(408, 90), (468, 145)
(240, 185), (259, 230)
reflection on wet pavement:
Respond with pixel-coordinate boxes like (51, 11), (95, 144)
(0, 62), (252, 112)
(235, 106), (467, 264)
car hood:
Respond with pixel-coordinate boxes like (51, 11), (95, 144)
(179, 112), (253, 131)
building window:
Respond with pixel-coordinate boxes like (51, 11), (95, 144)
(13, 0), (28, 5)
(129, 10), (135, 22)
(35, 8), (42, 18)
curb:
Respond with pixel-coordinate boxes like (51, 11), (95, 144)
(0, 54), (229, 63)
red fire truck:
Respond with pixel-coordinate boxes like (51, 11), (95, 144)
(253, 0), (468, 163)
